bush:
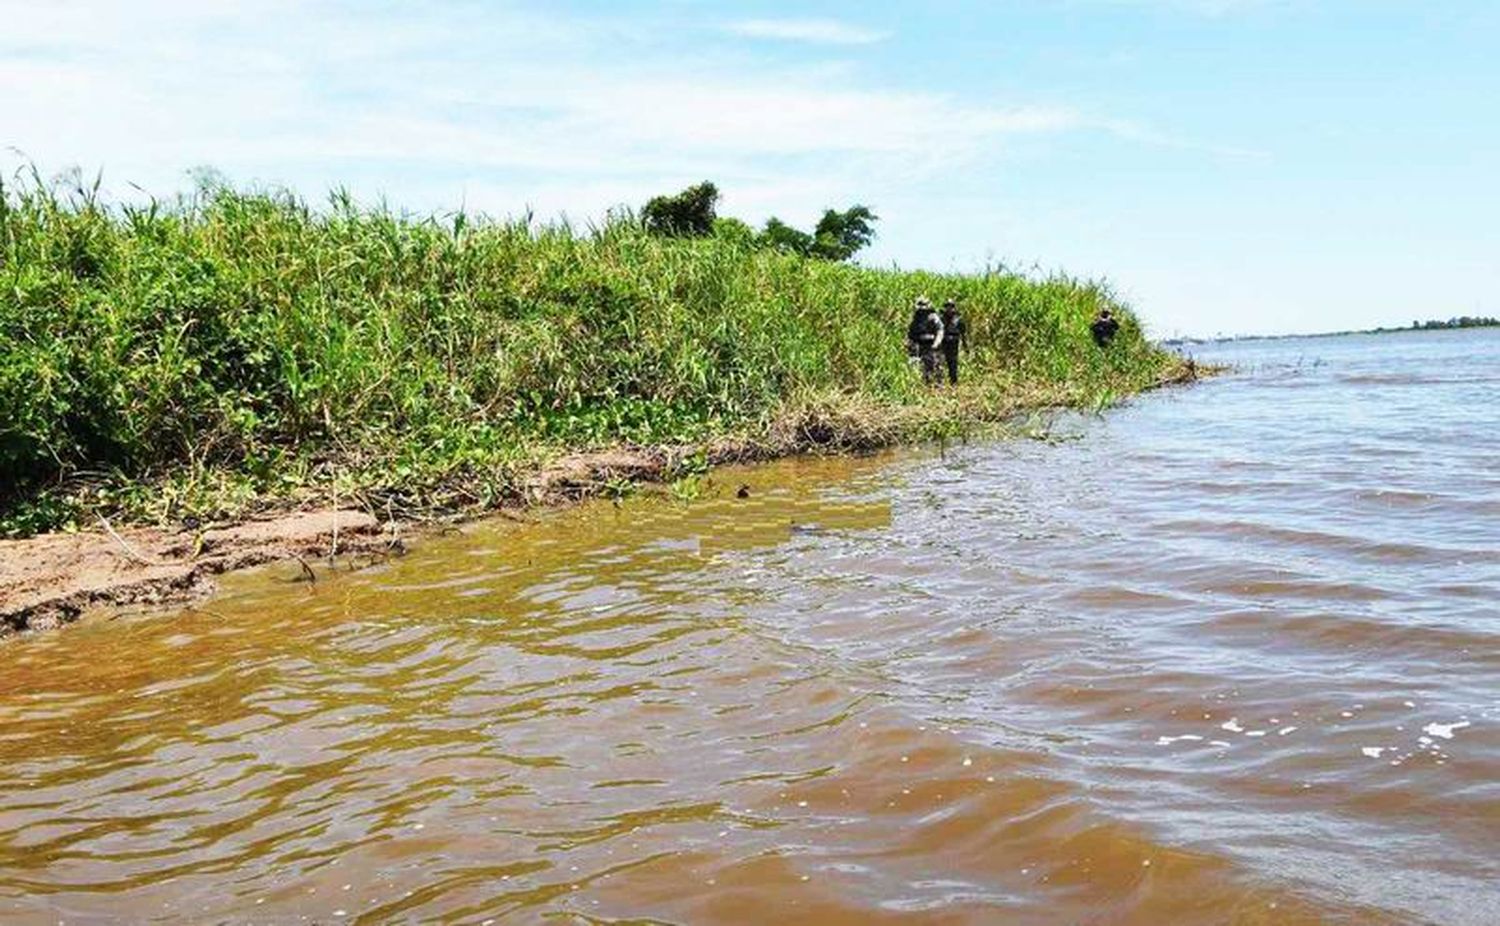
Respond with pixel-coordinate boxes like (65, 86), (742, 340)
(641, 181), (719, 238)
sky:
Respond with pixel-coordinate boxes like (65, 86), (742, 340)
(3, 0), (1496, 337)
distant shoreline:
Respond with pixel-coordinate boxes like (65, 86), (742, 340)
(1163, 317), (1499, 347)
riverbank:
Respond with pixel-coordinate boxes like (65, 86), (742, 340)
(1, 174), (1193, 632)
(0, 369), (1204, 635)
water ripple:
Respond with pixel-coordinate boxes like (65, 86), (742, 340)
(2, 330), (1498, 924)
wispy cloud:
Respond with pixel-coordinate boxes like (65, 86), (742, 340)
(1, 0), (1250, 257)
(0, 2), (1082, 223)
(724, 18), (891, 46)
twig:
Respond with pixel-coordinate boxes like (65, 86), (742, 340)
(97, 515), (160, 566)
(292, 554), (317, 584)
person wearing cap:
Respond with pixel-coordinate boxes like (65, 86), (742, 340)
(1090, 308), (1120, 347)
(906, 296), (945, 385)
(939, 298), (966, 385)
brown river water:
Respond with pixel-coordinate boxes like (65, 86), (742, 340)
(2, 329), (1498, 925)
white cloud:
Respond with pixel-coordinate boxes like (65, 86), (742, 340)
(3, 0), (1247, 276)
(724, 18), (891, 46)
(0, 1), (1089, 226)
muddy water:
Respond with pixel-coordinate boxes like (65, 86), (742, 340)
(3, 330), (1499, 925)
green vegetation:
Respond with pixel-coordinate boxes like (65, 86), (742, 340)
(1406, 316), (1498, 331)
(644, 180), (879, 261)
(1174, 314), (1500, 345)
(641, 181), (722, 239)
(759, 206), (879, 261)
(1, 170), (1184, 537)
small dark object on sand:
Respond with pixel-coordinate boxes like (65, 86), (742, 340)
(736, 484), (752, 499)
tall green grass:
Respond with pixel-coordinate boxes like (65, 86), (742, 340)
(0, 172), (1178, 535)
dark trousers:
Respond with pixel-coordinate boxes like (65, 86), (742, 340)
(919, 347), (942, 384)
(943, 344), (960, 385)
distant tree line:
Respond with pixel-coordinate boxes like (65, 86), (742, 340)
(1407, 316), (1499, 330)
(641, 181), (878, 262)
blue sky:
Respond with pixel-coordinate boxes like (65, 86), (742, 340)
(3, 0), (1495, 336)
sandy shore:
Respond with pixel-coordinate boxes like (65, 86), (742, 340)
(0, 509), (397, 636)
(0, 446), (705, 637)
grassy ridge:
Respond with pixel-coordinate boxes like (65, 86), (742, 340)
(1, 174), (1180, 536)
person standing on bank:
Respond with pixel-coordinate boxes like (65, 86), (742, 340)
(940, 298), (966, 385)
(906, 296), (945, 385)
(1090, 308), (1120, 347)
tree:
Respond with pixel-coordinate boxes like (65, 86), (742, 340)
(711, 216), (757, 247)
(757, 206), (878, 261)
(642, 181), (720, 237)
(810, 205), (878, 261)
(759, 217), (816, 256)
(641, 183), (880, 262)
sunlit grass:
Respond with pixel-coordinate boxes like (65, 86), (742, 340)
(0, 171), (1183, 535)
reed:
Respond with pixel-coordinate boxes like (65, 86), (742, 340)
(0, 171), (1184, 535)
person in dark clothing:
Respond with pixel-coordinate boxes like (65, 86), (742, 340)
(940, 298), (966, 385)
(906, 296), (945, 385)
(1090, 308), (1120, 347)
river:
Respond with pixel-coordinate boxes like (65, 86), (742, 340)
(2, 329), (1497, 925)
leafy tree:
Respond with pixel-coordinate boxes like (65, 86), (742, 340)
(757, 206), (878, 261)
(811, 205), (878, 261)
(711, 216), (757, 247)
(642, 182), (879, 262)
(642, 181), (720, 237)
(759, 217), (816, 256)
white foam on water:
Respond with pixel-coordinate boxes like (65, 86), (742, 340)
(1361, 747), (1388, 759)
(1221, 718), (1245, 733)
(1423, 721), (1471, 740)
(1155, 734), (1205, 746)
(1279, 726), (1298, 736)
